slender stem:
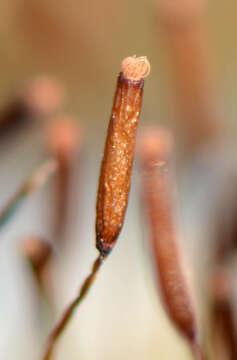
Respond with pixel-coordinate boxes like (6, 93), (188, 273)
(211, 297), (237, 360)
(0, 188), (25, 227)
(192, 342), (207, 360)
(0, 159), (57, 229)
(42, 254), (105, 360)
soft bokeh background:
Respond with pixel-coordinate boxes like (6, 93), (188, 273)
(0, 0), (236, 359)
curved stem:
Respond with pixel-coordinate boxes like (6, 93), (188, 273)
(0, 159), (57, 229)
(42, 254), (104, 360)
(192, 342), (207, 360)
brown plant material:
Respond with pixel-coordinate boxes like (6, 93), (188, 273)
(0, 159), (57, 230)
(0, 77), (64, 136)
(46, 117), (81, 243)
(0, 100), (30, 134)
(209, 178), (237, 359)
(42, 254), (103, 360)
(42, 55), (150, 360)
(96, 55), (150, 255)
(22, 235), (55, 330)
(155, 0), (220, 152)
(213, 174), (237, 264)
(22, 235), (52, 287)
(157, 0), (205, 25)
(138, 128), (205, 359)
(210, 267), (237, 359)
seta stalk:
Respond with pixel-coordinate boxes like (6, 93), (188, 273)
(0, 159), (57, 229)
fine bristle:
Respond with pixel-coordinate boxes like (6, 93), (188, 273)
(121, 56), (151, 81)
(27, 159), (58, 192)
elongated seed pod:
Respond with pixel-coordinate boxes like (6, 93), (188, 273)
(96, 56), (150, 255)
(42, 57), (150, 360)
(138, 129), (202, 356)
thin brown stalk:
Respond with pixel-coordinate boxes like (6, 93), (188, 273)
(192, 342), (207, 360)
(138, 128), (206, 359)
(210, 267), (237, 360)
(209, 179), (237, 359)
(42, 254), (104, 360)
(0, 159), (57, 229)
(41, 56), (150, 359)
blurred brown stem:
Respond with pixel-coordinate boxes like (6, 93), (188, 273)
(156, 0), (220, 152)
(210, 268), (237, 360)
(138, 128), (206, 358)
(46, 118), (80, 245)
(53, 152), (70, 243)
(192, 342), (207, 360)
(0, 159), (57, 229)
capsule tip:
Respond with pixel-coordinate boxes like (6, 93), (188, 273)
(121, 56), (151, 81)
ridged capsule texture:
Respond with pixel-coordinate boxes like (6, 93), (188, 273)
(139, 132), (197, 343)
(96, 73), (144, 255)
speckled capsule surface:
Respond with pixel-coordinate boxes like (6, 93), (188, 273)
(96, 72), (144, 255)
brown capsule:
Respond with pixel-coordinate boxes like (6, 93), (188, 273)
(41, 57), (150, 360)
(138, 128), (200, 348)
(96, 56), (150, 255)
